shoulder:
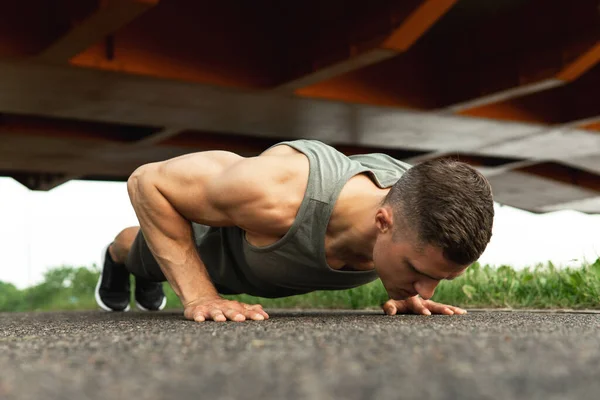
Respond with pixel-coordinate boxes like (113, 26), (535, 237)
(207, 144), (309, 235)
(348, 153), (412, 187)
(263, 139), (349, 161)
(349, 152), (412, 170)
(216, 146), (308, 195)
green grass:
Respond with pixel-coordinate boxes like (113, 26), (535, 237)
(224, 259), (600, 310)
(2, 259), (600, 313)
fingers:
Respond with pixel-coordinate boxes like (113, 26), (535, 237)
(382, 299), (411, 315)
(244, 304), (270, 320)
(383, 298), (468, 317)
(193, 312), (205, 322)
(236, 306), (264, 321)
(224, 308), (246, 322)
(408, 296), (431, 315)
(423, 300), (467, 315)
(447, 305), (467, 315)
(185, 301), (269, 322)
(209, 309), (227, 322)
(421, 300), (453, 315)
(382, 300), (397, 316)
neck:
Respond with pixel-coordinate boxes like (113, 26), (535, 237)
(328, 182), (389, 267)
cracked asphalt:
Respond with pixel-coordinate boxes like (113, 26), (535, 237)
(2, 310), (600, 400)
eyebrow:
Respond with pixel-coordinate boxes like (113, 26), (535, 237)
(405, 258), (446, 281)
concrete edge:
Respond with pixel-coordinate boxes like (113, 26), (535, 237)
(266, 308), (600, 315)
(465, 308), (600, 314)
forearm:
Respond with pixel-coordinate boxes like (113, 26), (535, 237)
(127, 169), (219, 305)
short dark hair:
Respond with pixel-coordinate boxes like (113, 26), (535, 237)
(383, 158), (494, 265)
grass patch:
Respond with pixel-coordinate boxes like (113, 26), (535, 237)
(2, 260), (600, 312)
(224, 260), (600, 310)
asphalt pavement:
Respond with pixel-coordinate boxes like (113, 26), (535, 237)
(2, 309), (600, 400)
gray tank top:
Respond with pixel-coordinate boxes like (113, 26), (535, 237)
(192, 139), (412, 298)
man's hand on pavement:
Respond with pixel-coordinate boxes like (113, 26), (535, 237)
(382, 296), (467, 316)
(184, 297), (269, 322)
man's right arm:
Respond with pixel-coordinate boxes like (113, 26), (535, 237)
(126, 151), (274, 322)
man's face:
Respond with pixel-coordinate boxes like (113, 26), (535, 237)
(373, 209), (467, 300)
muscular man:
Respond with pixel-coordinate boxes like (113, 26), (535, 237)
(95, 139), (494, 321)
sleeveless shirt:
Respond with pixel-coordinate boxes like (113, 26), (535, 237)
(191, 139), (412, 298)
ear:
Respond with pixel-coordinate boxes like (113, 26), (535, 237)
(375, 207), (394, 233)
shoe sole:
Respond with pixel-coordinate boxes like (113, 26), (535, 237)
(135, 296), (167, 312)
(95, 244), (131, 312)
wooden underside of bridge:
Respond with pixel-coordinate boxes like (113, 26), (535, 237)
(0, 0), (599, 213)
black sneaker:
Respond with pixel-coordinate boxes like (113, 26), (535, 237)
(135, 277), (167, 311)
(95, 244), (131, 312)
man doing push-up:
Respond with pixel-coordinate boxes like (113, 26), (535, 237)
(95, 139), (494, 322)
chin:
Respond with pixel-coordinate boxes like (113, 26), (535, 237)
(390, 289), (416, 300)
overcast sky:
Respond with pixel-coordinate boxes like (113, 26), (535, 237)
(2, 176), (600, 289)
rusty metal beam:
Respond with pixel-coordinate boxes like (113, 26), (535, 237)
(37, 0), (158, 64)
(556, 41), (600, 82)
(403, 151), (525, 167)
(20, 126), (186, 191)
(379, 0), (457, 52)
(516, 162), (600, 193)
(274, 48), (395, 93)
(445, 80), (563, 113)
(0, 129), (194, 190)
(457, 62), (600, 125)
(402, 152), (550, 183)
(449, 40), (600, 113)
(581, 120), (600, 132)
(0, 60), (541, 153)
(557, 116), (600, 131)
(436, 0), (600, 113)
(0, 112), (161, 141)
(0, 114), (182, 190)
(276, 0), (456, 92)
(485, 168), (600, 213)
(132, 126), (185, 146)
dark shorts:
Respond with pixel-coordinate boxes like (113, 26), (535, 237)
(126, 231), (167, 282)
(125, 229), (241, 295)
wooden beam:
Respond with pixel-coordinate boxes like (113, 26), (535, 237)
(581, 120), (600, 132)
(274, 49), (395, 92)
(0, 60), (543, 156)
(448, 41), (600, 113)
(379, 0), (457, 52)
(556, 41), (600, 82)
(403, 150), (527, 168)
(444, 79), (563, 113)
(35, 126), (185, 190)
(133, 126), (185, 147)
(276, 0), (456, 92)
(36, 0), (159, 64)
(0, 123), (184, 190)
(403, 151), (451, 165)
(557, 116), (600, 131)
(517, 162), (600, 193)
(457, 62), (600, 125)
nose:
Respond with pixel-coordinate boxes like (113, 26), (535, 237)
(413, 279), (439, 300)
